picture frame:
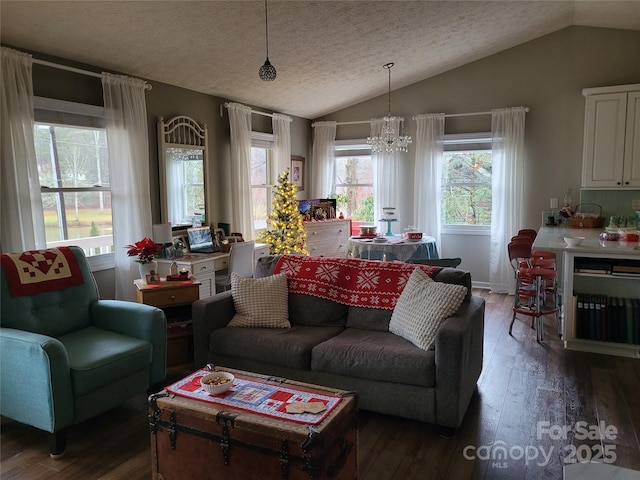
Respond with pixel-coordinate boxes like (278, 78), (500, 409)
(213, 228), (226, 248)
(146, 271), (162, 285)
(291, 156), (305, 191)
(172, 235), (188, 256)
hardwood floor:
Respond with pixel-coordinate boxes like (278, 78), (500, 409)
(2, 290), (639, 479)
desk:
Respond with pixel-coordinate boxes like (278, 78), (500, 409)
(347, 235), (438, 262)
(156, 243), (270, 298)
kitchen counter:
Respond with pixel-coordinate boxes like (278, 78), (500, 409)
(532, 225), (640, 359)
(533, 225), (640, 256)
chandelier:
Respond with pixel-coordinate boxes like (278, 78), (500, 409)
(258, 0), (276, 81)
(367, 63), (412, 153)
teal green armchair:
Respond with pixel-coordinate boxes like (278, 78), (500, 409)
(1, 246), (166, 457)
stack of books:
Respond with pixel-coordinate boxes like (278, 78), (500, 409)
(574, 294), (640, 344)
(574, 258), (640, 277)
(574, 258), (612, 275)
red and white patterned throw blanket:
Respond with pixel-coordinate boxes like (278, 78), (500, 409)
(274, 255), (439, 310)
(1, 247), (83, 297)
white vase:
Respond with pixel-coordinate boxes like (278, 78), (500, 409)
(139, 261), (158, 282)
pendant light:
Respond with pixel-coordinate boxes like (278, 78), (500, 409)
(367, 63), (412, 153)
(259, 0), (276, 81)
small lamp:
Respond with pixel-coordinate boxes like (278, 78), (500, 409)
(152, 223), (174, 259)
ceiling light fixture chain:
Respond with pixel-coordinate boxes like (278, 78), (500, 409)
(367, 62), (412, 153)
(259, 0), (276, 81)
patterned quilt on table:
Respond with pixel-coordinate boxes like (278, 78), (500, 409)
(273, 255), (439, 310)
(1, 247), (83, 297)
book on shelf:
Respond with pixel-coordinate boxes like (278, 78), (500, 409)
(611, 265), (640, 276)
(575, 268), (612, 275)
(573, 293), (639, 345)
(574, 259), (612, 274)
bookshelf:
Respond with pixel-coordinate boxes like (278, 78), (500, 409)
(563, 252), (640, 358)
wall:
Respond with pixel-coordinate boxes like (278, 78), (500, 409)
(315, 26), (640, 286)
(25, 49), (311, 298)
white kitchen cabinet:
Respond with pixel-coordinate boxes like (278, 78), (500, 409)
(581, 84), (640, 189)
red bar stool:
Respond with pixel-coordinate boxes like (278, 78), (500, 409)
(530, 252), (562, 337)
(518, 229), (537, 241)
(510, 267), (560, 342)
(531, 249), (555, 260)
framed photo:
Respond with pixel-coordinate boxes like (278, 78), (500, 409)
(291, 156), (305, 191)
(213, 228), (226, 248)
(145, 272), (162, 285)
(172, 235), (188, 255)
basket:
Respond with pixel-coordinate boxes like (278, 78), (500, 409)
(569, 203), (604, 228)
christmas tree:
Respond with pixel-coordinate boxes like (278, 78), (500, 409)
(258, 169), (308, 255)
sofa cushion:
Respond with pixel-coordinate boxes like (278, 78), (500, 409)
(209, 325), (344, 370)
(255, 255), (281, 278)
(345, 306), (392, 331)
(254, 256), (347, 326)
(432, 268), (472, 301)
(58, 326), (152, 396)
(229, 272), (290, 328)
(389, 268), (467, 350)
(289, 294), (348, 327)
(311, 328), (436, 388)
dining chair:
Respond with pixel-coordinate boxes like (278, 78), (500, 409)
(215, 240), (255, 293)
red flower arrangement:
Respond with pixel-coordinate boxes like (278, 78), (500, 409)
(126, 237), (162, 264)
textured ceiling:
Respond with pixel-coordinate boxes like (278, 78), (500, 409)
(1, 1), (639, 119)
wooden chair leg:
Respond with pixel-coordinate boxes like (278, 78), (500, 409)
(50, 429), (67, 459)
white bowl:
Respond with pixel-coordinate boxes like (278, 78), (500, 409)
(201, 372), (234, 395)
(564, 236), (585, 247)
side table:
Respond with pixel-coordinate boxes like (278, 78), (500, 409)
(135, 279), (199, 372)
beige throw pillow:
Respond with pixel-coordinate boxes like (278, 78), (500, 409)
(389, 268), (467, 350)
(228, 272), (290, 328)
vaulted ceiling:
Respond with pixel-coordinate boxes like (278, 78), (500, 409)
(2, 1), (639, 119)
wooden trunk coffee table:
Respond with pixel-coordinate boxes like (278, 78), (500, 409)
(149, 366), (358, 480)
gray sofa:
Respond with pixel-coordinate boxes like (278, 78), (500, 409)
(193, 255), (484, 430)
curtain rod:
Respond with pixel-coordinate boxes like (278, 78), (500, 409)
(437, 107), (529, 119)
(32, 58), (152, 91)
(311, 120), (370, 127)
(312, 107), (530, 127)
(222, 102), (273, 118)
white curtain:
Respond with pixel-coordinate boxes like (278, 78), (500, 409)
(0, 47), (46, 252)
(311, 121), (337, 198)
(272, 113), (292, 181)
(102, 73), (152, 301)
(371, 118), (401, 233)
(413, 113), (445, 250)
(490, 107), (526, 293)
(227, 103), (254, 240)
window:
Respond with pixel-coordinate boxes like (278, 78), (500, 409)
(251, 132), (274, 231)
(334, 141), (374, 227)
(441, 133), (492, 232)
(33, 97), (114, 270)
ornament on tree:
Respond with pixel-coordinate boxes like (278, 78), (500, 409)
(258, 169), (308, 255)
